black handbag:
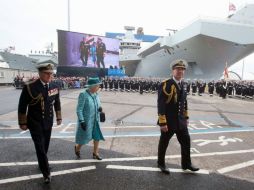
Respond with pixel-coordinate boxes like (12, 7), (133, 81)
(100, 112), (106, 122)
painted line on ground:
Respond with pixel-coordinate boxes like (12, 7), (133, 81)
(2, 124), (254, 139)
(106, 165), (209, 174)
(103, 126), (157, 129)
(217, 160), (254, 174)
(0, 165), (96, 185)
(0, 126), (156, 130)
(1, 149), (254, 167)
(1, 127), (254, 139)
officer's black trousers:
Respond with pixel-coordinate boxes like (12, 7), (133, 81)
(30, 128), (52, 178)
(158, 127), (191, 168)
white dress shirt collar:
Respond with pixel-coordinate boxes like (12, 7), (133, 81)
(40, 80), (49, 87)
(173, 76), (182, 84)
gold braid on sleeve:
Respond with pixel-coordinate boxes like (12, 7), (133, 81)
(183, 110), (189, 118)
(158, 114), (167, 124)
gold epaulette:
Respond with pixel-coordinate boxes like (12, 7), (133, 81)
(162, 80), (177, 103)
(162, 78), (170, 83)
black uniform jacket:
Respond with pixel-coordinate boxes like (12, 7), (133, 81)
(18, 79), (62, 131)
(157, 78), (189, 131)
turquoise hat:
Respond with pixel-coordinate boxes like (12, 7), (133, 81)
(85, 77), (101, 88)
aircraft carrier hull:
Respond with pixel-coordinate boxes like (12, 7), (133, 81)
(123, 4), (254, 80)
(133, 35), (254, 79)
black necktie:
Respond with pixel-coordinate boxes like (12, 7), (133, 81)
(44, 84), (48, 98)
(178, 82), (181, 89)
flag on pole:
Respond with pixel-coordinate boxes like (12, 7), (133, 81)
(229, 2), (236, 12)
(224, 62), (229, 79)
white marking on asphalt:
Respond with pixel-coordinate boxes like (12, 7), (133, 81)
(60, 122), (76, 133)
(0, 136), (32, 139)
(102, 126), (157, 129)
(217, 160), (254, 174)
(189, 123), (207, 130)
(106, 165), (209, 174)
(0, 165), (96, 185)
(0, 174), (42, 185)
(0, 127), (19, 130)
(190, 148), (200, 153)
(19, 131), (28, 134)
(193, 136), (243, 146)
(1, 149), (254, 167)
(52, 123), (64, 129)
(200, 120), (222, 129)
(0, 161), (38, 167)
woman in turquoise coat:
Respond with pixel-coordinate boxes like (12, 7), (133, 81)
(75, 77), (105, 160)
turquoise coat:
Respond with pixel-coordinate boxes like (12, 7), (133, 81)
(75, 89), (105, 145)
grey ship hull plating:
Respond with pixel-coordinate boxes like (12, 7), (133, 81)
(122, 4), (254, 79)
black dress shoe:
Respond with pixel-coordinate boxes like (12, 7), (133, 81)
(44, 176), (51, 184)
(158, 164), (170, 175)
(182, 165), (200, 172)
(93, 153), (102, 160)
(75, 146), (81, 159)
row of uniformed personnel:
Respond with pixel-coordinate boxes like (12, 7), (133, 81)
(207, 80), (254, 99)
(100, 78), (161, 94)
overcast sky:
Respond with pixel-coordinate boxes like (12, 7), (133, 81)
(0, 0), (254, 79)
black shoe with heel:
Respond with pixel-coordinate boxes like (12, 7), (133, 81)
(74, 146), (81, 159)
(158, 164), (170, 175)
(93, 153), (102, 160)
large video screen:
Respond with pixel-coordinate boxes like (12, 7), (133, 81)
(58, 30), (119, 68)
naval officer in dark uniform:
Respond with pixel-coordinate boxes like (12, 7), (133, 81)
(18, 63), (62, 184)
(157, 59), (199, 174)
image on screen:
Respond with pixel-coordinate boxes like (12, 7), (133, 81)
(58, 30), (119, 68)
